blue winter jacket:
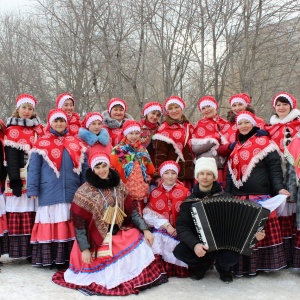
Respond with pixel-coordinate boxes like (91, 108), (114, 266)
(27, 131), (88, 207)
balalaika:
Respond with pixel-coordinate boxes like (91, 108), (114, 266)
(191, 196), (270, 256)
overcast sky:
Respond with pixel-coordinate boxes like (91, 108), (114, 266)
(0, 0), (34, 14)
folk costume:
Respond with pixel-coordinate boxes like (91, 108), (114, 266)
(4, 94), (44, 259)
(140, 102), (163, 162)
(226, 111), (286, 276)
(266, 92), (300, 268)
(27, 109), (88, 266)
(192, 96), (228, 184)
(0, 120), (8, 257)
(52, 152), (167, 296)
(152, 96), (194, 189)
(143, 161), (190, 277)
(78, 112), (112, 159)
(111, 121), (155, 215)
(102, 98), (134, 147)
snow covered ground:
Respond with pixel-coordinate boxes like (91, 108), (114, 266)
(1, 255), (299, 300)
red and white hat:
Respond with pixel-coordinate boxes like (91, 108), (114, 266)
(16, 94), (37, 109)
(107, 98), (127, 113)
(56, 93), (74, 109)
(48, 108), (68, 124)
(235, 111), (257, 126)
(198, 96), (218, 110)
(272, 92), (297, 109)
(164, 96), (186, 111)
(88, 152), (111, 170)
(82, 112), (103, 129)
(229, 93), (251, 107)
(122, 120), (141, 136)
(159, 160), (180, 177)
(142, 102), (163, 116)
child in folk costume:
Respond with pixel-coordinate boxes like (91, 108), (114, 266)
(140, 102), (163, 161)
(152, 96), (194, 190)
(111, 120), (155, 215)
(102, 98), (134, 147)
(4, 94), (44, 259)
(52, 152), (167, 296)
(225, 111), (290, 276)
(78, 112), (112, 159)
(0, 120), (8, 258)
(55, 93), (81, 136)
(27, 109), (88, 267)
(266, 92), (300, 268)
(143, 160), (190, 277)
(191, 96), (228, 185)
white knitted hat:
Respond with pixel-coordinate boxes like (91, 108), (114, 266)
(194, 157), (218, 179)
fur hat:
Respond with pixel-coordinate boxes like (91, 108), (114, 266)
(88, 152), (111, 170)
(82, 112), (103, 129)
(107, 98), (127, 113)
(158, 160), (180, 177)
(272, 92), (297, 109)
(164, 96), (186, 111)
(122, 120), (141, 136)
(235, 111), (257, 126)
(48, 108), (68, 124)
(229, 93), (251, 107)
(142, 102), (163, 117)
(198, 96), (218, 110)
(194, 157), (218, 179)
(56, 93), (74, 109)
(16, 94), (37, 109)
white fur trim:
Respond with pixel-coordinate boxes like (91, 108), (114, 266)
(91, 156), (110, 170)
(270, 109), (300, 125)
(108, 100), (125, 112)
(49, 112), (68, 124)
(152, 133), (185, 161)
(57, 95), (73, 108)
(199, 100), (217, 110)
(165, 99), (184, 111)
(228, 143), (281, 188)
(236, 114), (256, 126)
(123, 125), (141, 136)
(230, 97), (248, 107)
(85, 115), (103, 129)
(273, 94), (294, 108)
(159, 163), (179, 177)
(16, 97), (35, 109)
(143, 105), (162, 116)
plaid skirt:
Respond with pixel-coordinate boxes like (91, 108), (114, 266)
(233, 195), (286, 276)
(0, 233), (8, 255)
(31, 240), (74, 266)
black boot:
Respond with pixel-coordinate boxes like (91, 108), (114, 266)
(215, 262), (233, 283)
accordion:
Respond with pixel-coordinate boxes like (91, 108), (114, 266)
(191, 196), (270, 256)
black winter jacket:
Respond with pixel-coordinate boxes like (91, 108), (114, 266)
(225, 128), (284, 196)
(176, 182), (225, 251)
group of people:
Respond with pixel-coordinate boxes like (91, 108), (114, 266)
(0, 91), (299, 295)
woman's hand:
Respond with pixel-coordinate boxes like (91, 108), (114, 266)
(255, 230), (266, 241)
(143, 230), (154, 247)
(278, 189), (290, 196)
(82, 249), (93, 264)
(165, 224), (177, 237)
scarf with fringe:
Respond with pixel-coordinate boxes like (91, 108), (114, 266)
(30, 130), (86, 177)
(139, 118), (159, 148)
(111, 137), (151, 182)
(228, 134), (280, 188)
(4, 117), (44, 152)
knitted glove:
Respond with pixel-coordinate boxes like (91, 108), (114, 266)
(228, 142), (237, 151)
(10, 178), (23, 197)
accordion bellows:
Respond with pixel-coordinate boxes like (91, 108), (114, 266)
(191, 196), (270, 256)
